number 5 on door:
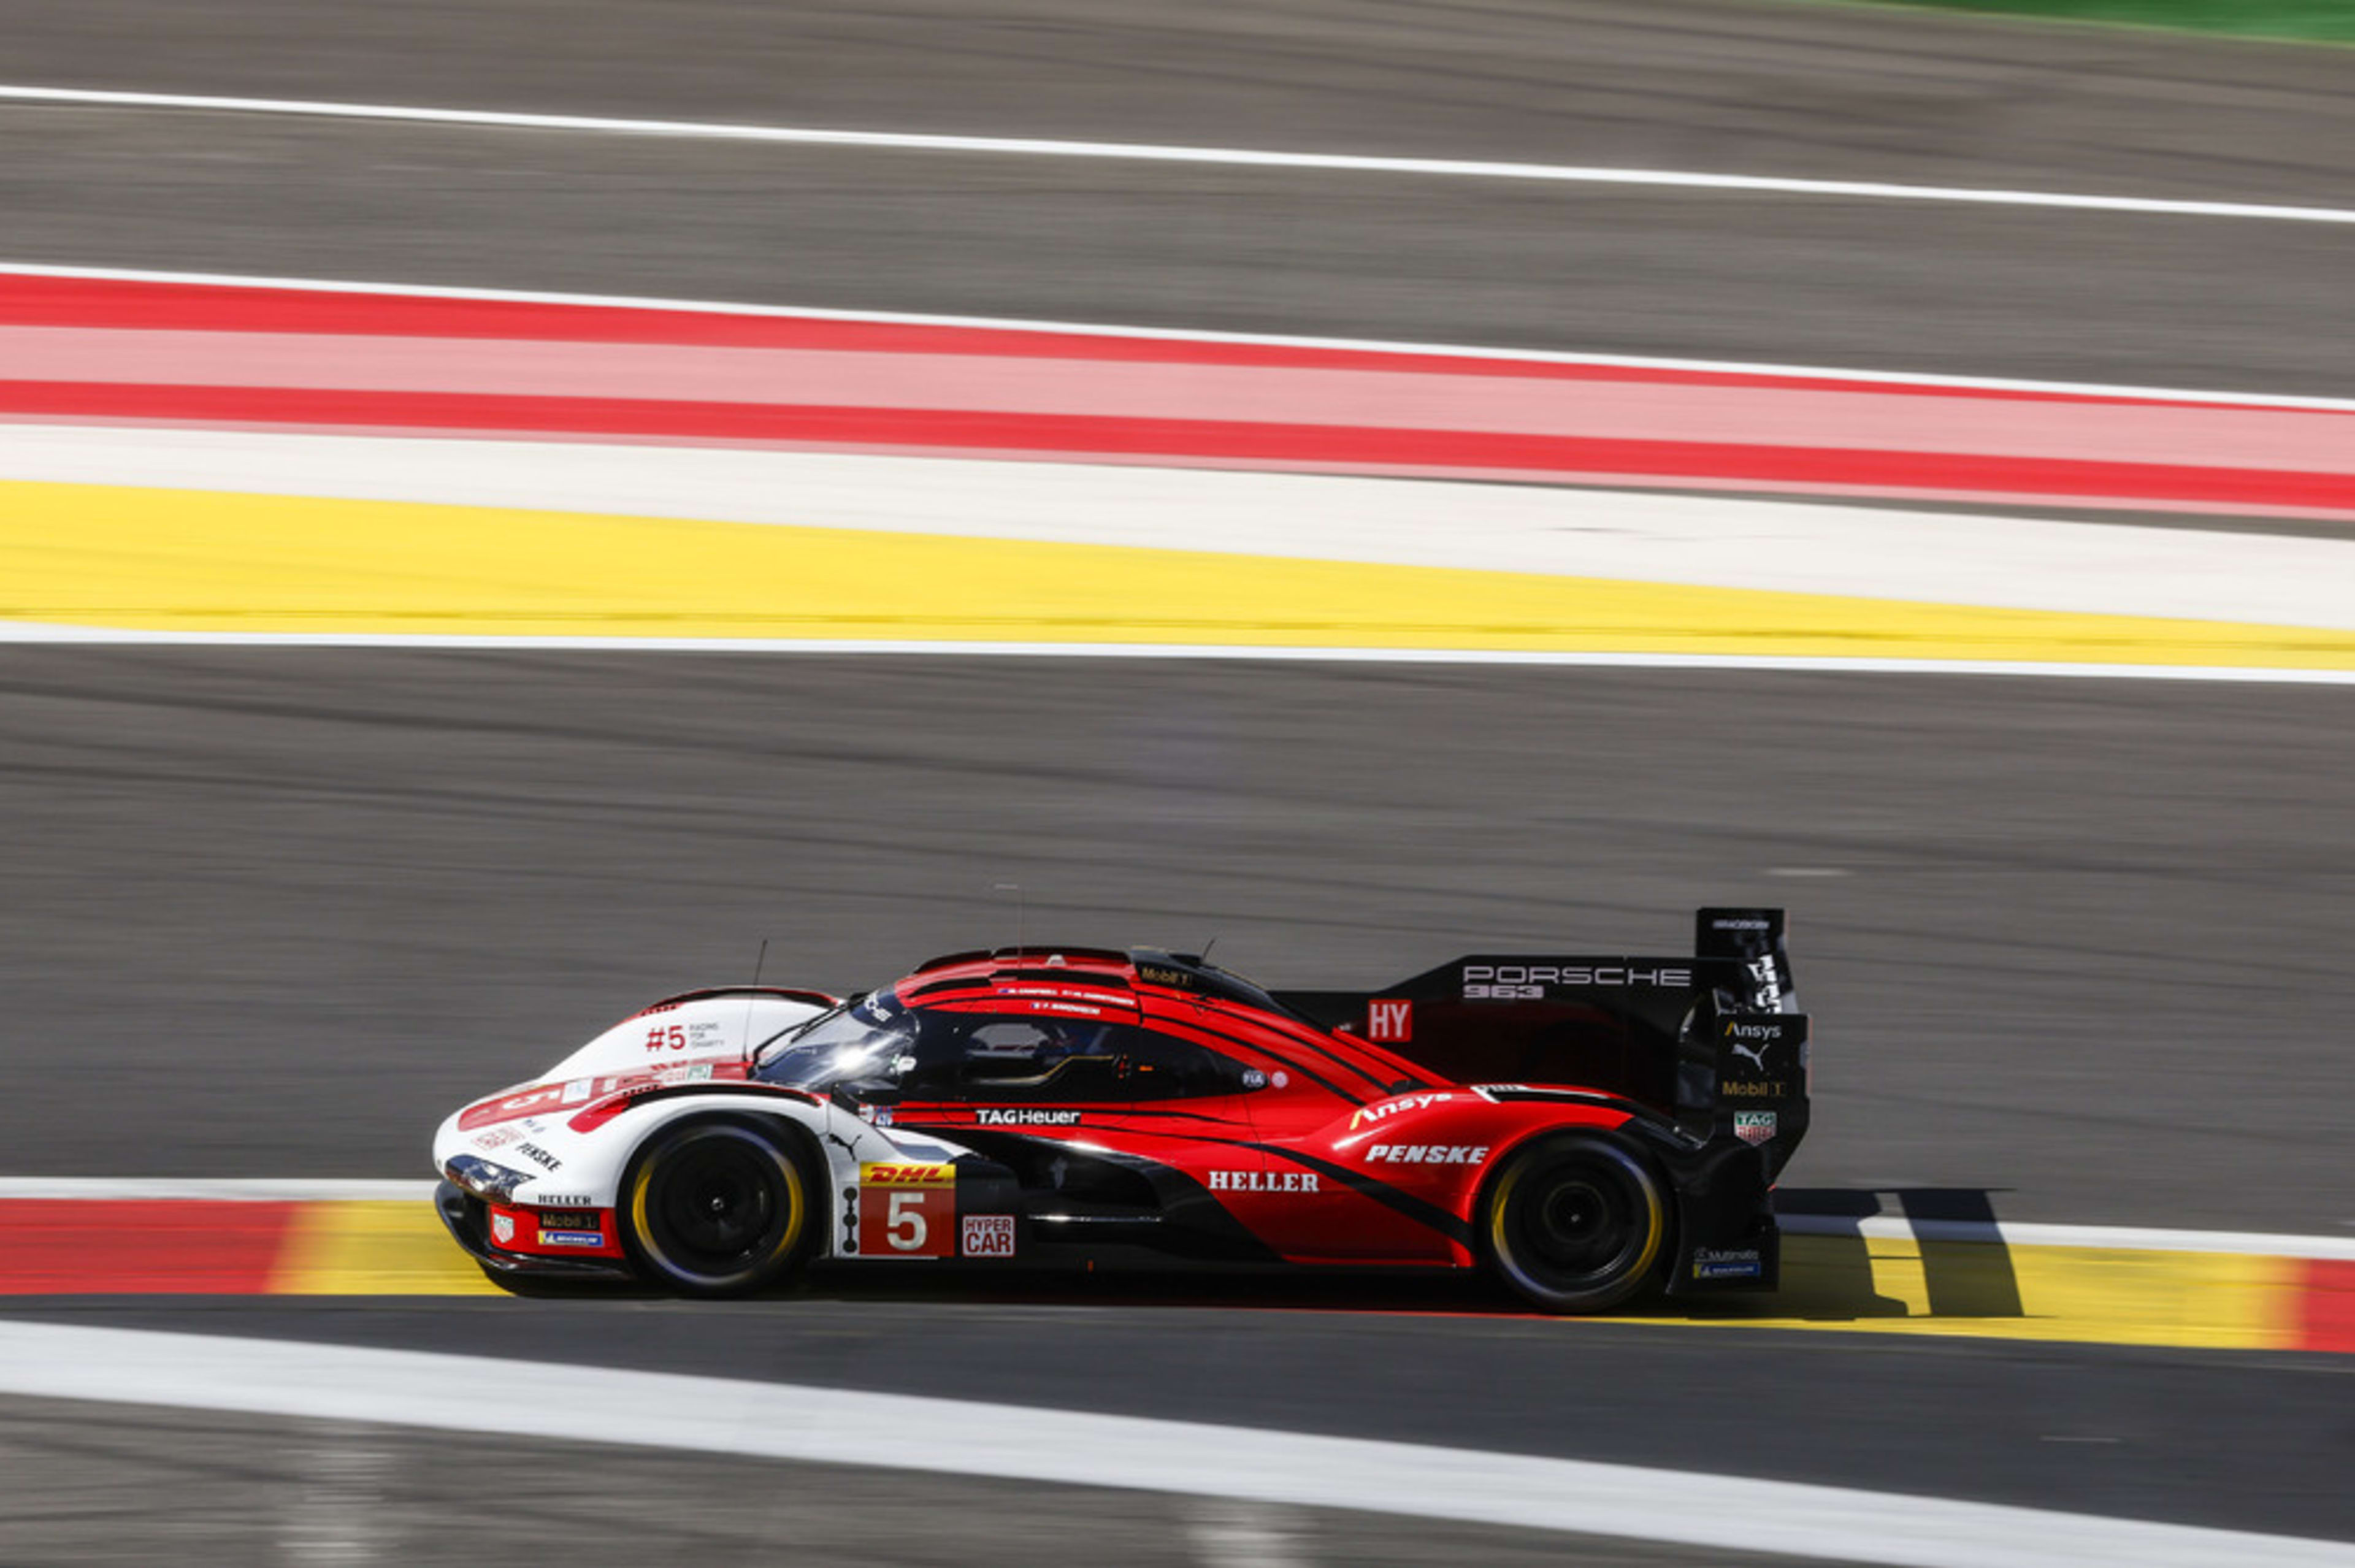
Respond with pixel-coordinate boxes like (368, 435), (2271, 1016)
(857, 1162), (955, 1258)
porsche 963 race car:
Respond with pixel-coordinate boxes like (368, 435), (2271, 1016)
(433, 908), (1809, 1312)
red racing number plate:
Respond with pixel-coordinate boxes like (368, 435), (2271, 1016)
(856, 1162), (955, 1259)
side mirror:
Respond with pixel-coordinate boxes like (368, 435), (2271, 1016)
(831, 1079), (903, 1113)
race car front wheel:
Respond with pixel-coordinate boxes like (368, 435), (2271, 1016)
(621, 1117), (818, 1297)
(1483, 1134), (1668, 1314)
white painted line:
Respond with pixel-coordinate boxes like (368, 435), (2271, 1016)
(0, 1322), (2346, 1568)
(6, 260), (2355, 414)
(1776, 1213), (2355, 1263)
(0, 1178), (436, 1203)
(4, 84), (2353, 229)
(12, 431), (2353, 629)
(2, 625), (2353, 685)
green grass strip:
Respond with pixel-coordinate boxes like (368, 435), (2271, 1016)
(1839, 0), (2355, 43)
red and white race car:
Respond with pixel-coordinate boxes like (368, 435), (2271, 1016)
(433, 909), (1809, 1312)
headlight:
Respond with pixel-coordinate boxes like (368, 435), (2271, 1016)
(443, 1154), (533, 1202)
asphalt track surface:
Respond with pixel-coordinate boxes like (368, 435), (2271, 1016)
(5, 647), (2352, 1227)
(7, 1), (2355, 1558)
(10, 1296), (2355, 1548)
(4, 1), (2355, 394)
(0, 1392), (1833, 1568)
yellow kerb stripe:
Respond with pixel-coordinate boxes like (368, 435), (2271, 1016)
(6, 481), (2355, 667)
(267, 1201), (2313, 1352)
(268, 1199), (506, 1296)
(1631, 1236), (2300, 1350)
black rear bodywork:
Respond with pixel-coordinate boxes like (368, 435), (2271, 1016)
(1279, 908), (1811, 1294)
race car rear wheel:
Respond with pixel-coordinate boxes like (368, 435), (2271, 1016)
(621, 1117), (818, 1297)
(1482, 1134), (1668, 1314)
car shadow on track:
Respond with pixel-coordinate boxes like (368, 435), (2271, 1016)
(1716, 1186), (2028, 1323)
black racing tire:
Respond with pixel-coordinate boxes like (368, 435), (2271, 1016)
(1482, 1133), (1670, 1314)
(619, 1116), (820, 1298)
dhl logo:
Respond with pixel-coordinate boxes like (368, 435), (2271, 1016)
(860, 1162), (955, 1187)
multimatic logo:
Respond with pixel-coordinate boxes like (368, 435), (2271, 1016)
(1693, 1246), (1763, 1280)
(975, 1109), (1081, 1126)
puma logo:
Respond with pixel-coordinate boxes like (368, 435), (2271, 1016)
(1729, 1039), (1771, 1073)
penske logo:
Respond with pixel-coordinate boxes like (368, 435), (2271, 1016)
(1366, 1144), (1487, 1165)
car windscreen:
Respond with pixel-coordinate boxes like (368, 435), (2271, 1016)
(751, 993), (917, 1090)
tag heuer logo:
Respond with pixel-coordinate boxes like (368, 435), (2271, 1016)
(1735, 1111), (1777, 1145)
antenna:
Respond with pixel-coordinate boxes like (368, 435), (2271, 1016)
(1200, 937), (1218, 966)
(994, 882), (1025, 954)
(741, 937), (772, 1059)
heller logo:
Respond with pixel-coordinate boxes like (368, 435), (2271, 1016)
(1367, 999), (1413, 1043)
(1207, 1170), (1319, 1193)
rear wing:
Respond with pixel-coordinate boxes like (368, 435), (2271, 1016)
(1276, 908), (1810, 1176)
